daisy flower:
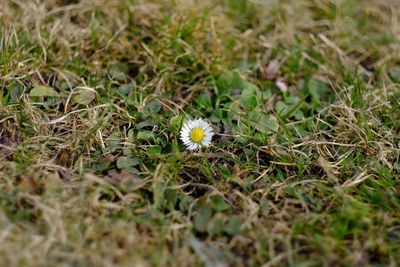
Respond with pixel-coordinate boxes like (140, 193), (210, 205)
(180, 118), (214, 150)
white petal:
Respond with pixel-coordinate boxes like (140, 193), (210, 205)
(203, 136), (212, 143)
(202, 140), (211, 146)
(182, 140), (192, 145)
(187, 143), (197, 150)
(202, 139), (212, 146)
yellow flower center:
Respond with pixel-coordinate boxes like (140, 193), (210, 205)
(190, 128), (205, 143)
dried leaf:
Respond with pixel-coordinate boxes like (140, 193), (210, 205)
(18, 176), (40, 192)
(259, 60), (279, 80)
(317, 156), (338, 183)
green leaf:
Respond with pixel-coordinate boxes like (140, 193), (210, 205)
(194, 206), (212, 232)
(116, 156), (140, 171)
(389, 66), (400, 83)
(240, 86), (258, 110)
(29, 86), (58, 97)
(275, 101), (288, 115)
(250, 111), (279, 134)
(217, 70), (237, 94)
(275, 96), (301, 117)
(307, 79), (329, 103)
(164, 189), (178, 207)
(169, 115), (184, 132)
(179, 195), (194, 211)
(92, 157), (113, 172)
(137, 130), (156, 141)
(144, 99), (162, 114)
(72, 88), (96, 105)
(225, 215), (243, 236)
(207, 214), (225, 236)
(217, 70), (256, 95)
(116, 83), (134, 96)
(209, 195), (231, 212)
(148, 145), (162, 155)
(211, 109), (224, 121)
(135, 120), (159, 130)
(197, 93), (213, 109)
(9, 84), (24, 102)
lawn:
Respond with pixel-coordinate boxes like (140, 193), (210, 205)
(0, 0), (399, 266)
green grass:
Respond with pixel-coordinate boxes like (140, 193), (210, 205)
(1, 0), (399, 266)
